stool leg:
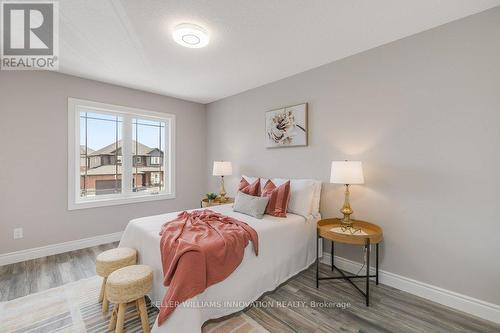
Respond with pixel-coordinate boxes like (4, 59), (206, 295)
(116, 303), (126, 333)
(108, 305), (117, 331)
(99, 277), (107, 302)
(102, 287), (109, 313)
(137, 297), (150, 333)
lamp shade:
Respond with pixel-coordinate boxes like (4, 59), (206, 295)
(330, 161), (364, 185)
(213, 161), (232, 176)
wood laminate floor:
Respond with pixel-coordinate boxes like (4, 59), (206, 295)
(0, 243), (117, 302)
(1, 243), (499, 333)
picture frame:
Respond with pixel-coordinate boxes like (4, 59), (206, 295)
(265, 102), (308, 148)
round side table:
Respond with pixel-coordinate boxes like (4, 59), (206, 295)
(316, 218), (383, 306)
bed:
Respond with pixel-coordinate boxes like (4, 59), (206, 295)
(119, 201), (320, 333)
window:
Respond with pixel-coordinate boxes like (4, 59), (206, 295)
(68, 98), (175, 210)
(150, 156), (161, 165)
(133, 118), (165, 194)
(80, 112), (123, 197)
(151, 172), (161, 185)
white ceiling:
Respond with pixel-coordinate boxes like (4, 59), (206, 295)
(58, 0), (500, 104)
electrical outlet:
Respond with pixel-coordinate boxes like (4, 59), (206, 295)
(13, 228), (23, 239)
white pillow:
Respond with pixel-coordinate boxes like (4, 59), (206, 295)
(311, 181), (322, 216)
(273, 178), (316, 217)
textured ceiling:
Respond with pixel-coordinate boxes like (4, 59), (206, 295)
(58, 0), (500, 103)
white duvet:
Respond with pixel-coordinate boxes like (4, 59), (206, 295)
(119, 204), (319, 333)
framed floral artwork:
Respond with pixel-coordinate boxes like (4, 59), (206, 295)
(265, 103), (308, 148)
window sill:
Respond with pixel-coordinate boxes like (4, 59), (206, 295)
(68, 192), (176, 210)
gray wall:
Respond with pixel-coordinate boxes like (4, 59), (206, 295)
(206, 7), (500, 304)
(0, 71), (207, 254)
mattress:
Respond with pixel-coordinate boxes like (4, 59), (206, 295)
(119, 204), (319, 333)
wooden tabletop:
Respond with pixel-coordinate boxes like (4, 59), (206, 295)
(318, 218), (383, 245)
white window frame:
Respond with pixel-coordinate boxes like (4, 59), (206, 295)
(68, 98), (176, 210)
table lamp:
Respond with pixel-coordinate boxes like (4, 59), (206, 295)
(330, 161), (364, 230)
(213, 161), (232, 202)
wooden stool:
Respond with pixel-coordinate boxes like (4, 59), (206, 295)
(106, 264), (153, 333)
(96, 247), (137, 313)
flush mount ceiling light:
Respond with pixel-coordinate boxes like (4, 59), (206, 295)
(173, 23), (209, 48)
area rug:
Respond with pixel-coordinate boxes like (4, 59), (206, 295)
(0, 276), (268, 333)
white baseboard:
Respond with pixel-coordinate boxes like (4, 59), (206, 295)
(0, 232), (123, 266)
(321, 252), (500, 325)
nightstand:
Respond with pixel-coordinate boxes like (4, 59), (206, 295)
(316, 218), (383, 306)
(200, 197), (234, 208)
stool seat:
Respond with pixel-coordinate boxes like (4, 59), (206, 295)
(106, 265), (153, 304)
(95, 247), (137, 314)
(106, 265), (153, 333)
(96, 247), (137, 277)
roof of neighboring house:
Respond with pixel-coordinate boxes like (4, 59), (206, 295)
(82, 165), (164, 176)
(80, 145), (94, 155)
(89, 140), (160, 156)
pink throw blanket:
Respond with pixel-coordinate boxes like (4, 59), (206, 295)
(157, 209), (259, 325)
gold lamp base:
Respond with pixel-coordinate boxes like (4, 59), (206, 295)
(339, 184), (361, 234)
(218, 176), (227, 202)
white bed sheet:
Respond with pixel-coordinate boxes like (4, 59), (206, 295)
(119, 204), (319, 333)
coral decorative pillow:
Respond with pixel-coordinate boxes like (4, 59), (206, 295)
(242, 175), (268, 195)
(261, 180), (291, 217)
(238, 177), (260, 196)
